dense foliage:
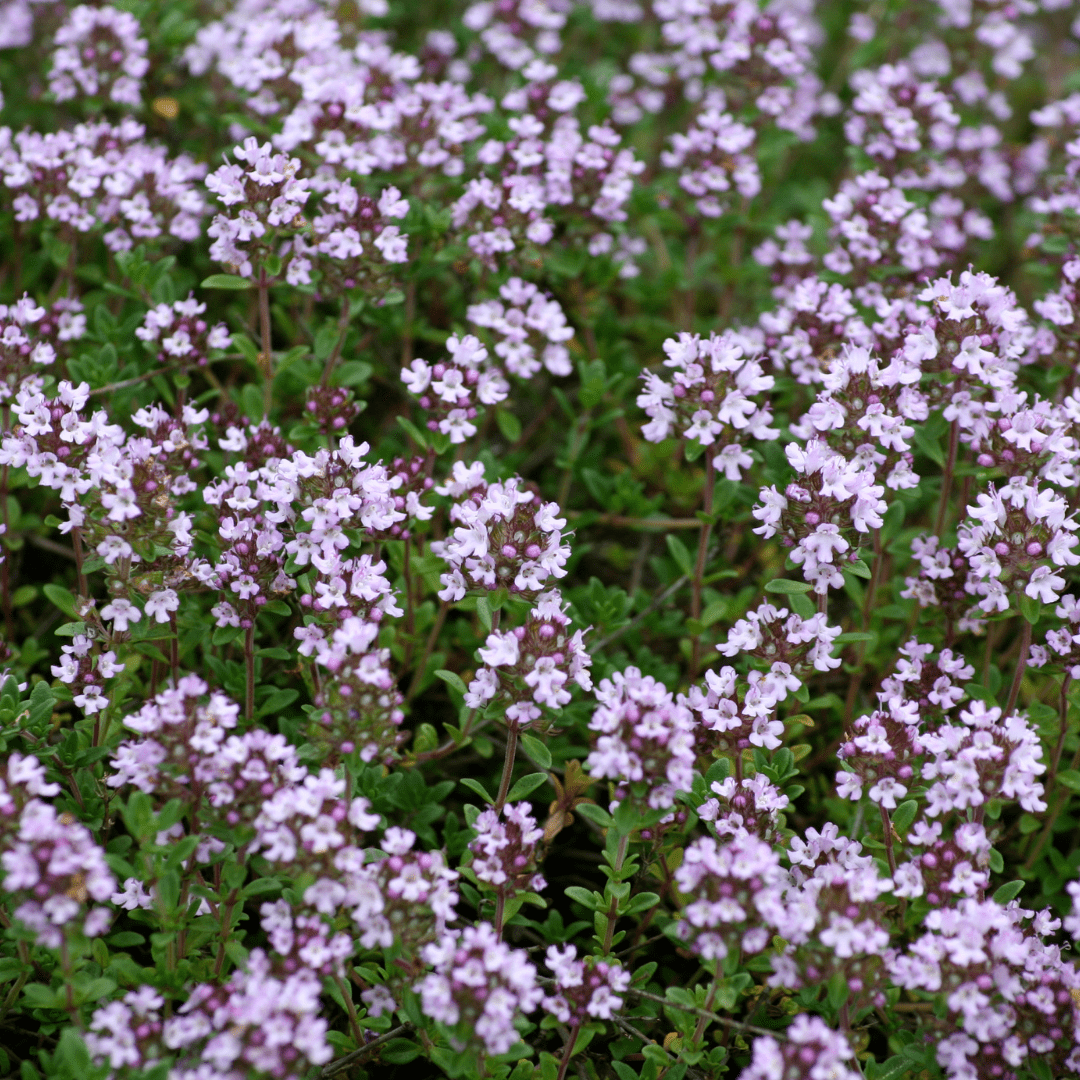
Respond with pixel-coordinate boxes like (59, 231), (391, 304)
(3, 1), (1080, 1078)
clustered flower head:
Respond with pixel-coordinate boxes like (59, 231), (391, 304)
(741, 1014), (861, 1080)
(587, 665), (695, 809)
(753, 438), (887, 594)
(673, 831), (785, 961)
(417, 922), (542, 1056)
(206, 136), (311, 277)
(48, 4), (149, 107)
(135, 296), (232, 369)
(466, 276), (575, 379)
(432, 464), (570, 597)
(0, 753), (114, 947)
(0, 120), (209, 252)
(402, 333), (509, 444)
(467, 802), (546, 896)
(889, 898), (1080, 1080)
(697, 773), (789, 843)
(542, 944), (630, 1024)
(467, 588), (592, 714)
(638, 329), (776, 480)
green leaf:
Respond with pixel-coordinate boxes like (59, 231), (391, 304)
(574, 802), (613, 828)
(381, 1039), (421, 1064)
(201, 273), (252, 289)
(833, 631), (874, 644)
(495, 408), (522, 443)
(624, 891), (660, 915)
(665, 534), (694, 577)
(506, 772), (548, 802)
(435, 669), (467, 695)
(1057, 769), (1080, 793)
(27, 681), (55, 727)
(460, 778), (493, 804)
(867, 1055), (913, 1080)
(520, 732), (552, 770)
(764, 578), (813, 595)
(241, 877), (281, 899)
(993, 880), (1024, 904)
(396, 415), (428, 449)
(845, 558), (872, 580)
(1019, 592), (1041, 625)
(891, 800), (918, 833)
(256, 689), (299, 718)
(476, 595), (493, 633)
(565, 886), (603, 911)
(42, 583), (78, 618)
(827, 970), (848, 1010)
(232, 334), (260, 366)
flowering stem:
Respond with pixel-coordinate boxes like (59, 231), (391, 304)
(258, 265), (273, 417)
(494, 892), (506, 938)
(935, 418), (960, 537)
(243, 624), (256, 722)
(1048, 675), (1073, 787)
(690, 454), (715, 680)
(1005, 618), (1032, 718)
(406, 601), (448, 701)
(555, 1023), (581, 1080)
(213, 886), (241, 977)
(320, 296), (350, 388)
(691, 972), (721, 1044)
(332, 973), (364, 1047)
(860, 528), (884, 633)
(879, 803), (898, 877)
(494, 719), (519, 813)
(601, 833), (630, 955)
(0, 463), (10, 642)
(169, 612), (179, 685)
(72, 526), (88, 597)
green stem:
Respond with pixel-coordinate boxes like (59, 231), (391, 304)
(258, 265), (273, 417)
(690, 453), (715, 680)
(601, 833), (630, 955)
(1005, 619), (1032, 718)
(407, 601), (448, 701)
(320, 296), (350, 387)
(691, 974), (721, 1044)
(244, 624), (256, 722)
(555, 1023), (581, 1080)
(333, 973), (364, 1046)
(935, 418), (960, 538)
(494, 720), (519, 813)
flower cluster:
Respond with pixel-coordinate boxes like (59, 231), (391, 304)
(433, 467), (569, 597)
(466, 276), (575, 379)
(542, 944), (630, 1024)
(417, 922), (542, 1056)
(742, 1015), (861, 1080)
(753, 439), (887, 593)
(135, 296), (231, 369)
(672, 831), (784, 961)
(467, 588), (592, 713)
(467, 802), (546, 896)
(0, 753), (114, 947)
(402, 333), (509, 444)
(586, 666), (695, 810)
(48, 4), (149, 107)
(0, 120), (208, 252)
(205, 137), (311, 278)
(638, 329), (776, 480)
